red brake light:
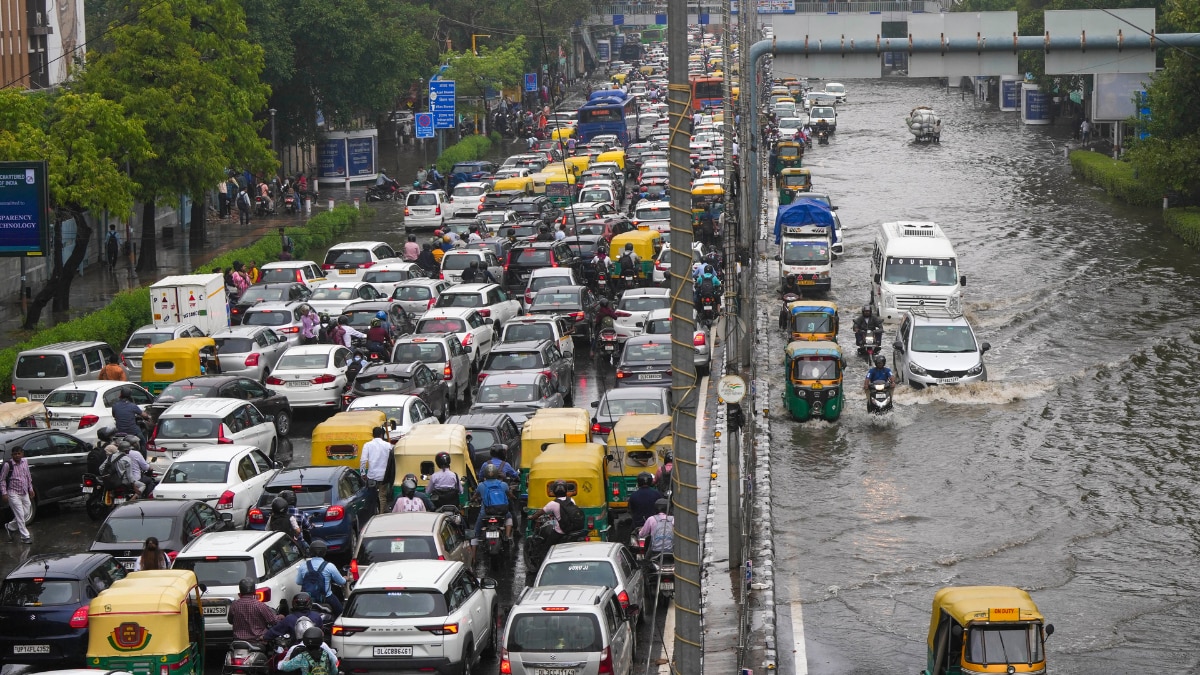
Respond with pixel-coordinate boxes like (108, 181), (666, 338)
(694, 332), (706, 346)
(592, 423), (611, 434)
(295, 270), (305, 283)
(69, 606), (89, 628)
(616, 370), (625, 379)
(477, 309), (491, 318)
(248, 508), (266, 525)
(500, 648), (512, 675)
(569, 311), (584, 321)
(525, 291), (533, 304)
(598, 646), (615, 674)
(78, 414), (100, 429)
(217, 425), (234, 444)
(244, 353), (260, 367)
(266, 375), (285, 385)
(278, 326), (300, 334)
(350, 559), (360, 580)
(217, 490), (235, 509)
(462, 333), (473, 346)
(325, 505), (345, 522)
(404, 208), (411, 216)
(331, 625), (367, 636)
(255, 587), (271, 602)
(426, 298), (437, 309)
(444, 364), (453, 380)
(417, 623), (458, 635)
(322, 264), (333, 270)
(478, 372), (488, 384)
(358, 262), (375, 269)
(617, 589), (629, 610)
(312, 374), (336, 384)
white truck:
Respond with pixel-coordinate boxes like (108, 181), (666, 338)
(150, 274), (230, 335)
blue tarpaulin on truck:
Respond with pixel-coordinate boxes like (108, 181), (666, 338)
(774, 199), (836, 245)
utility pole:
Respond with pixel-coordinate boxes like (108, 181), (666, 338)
(471, 34), (490, 55)
(667, 0), (702, 671)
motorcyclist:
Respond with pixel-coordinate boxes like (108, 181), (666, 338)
(391, 476), (427, 512)
(335, 315), (366, 349)
(268, 496), (307, 550)
(296, 540), (347, 615)
(263, 592), (325, 642)
(593, 297), (629, 348)
(278, 626), (339, 675)
(427, 451), (462, 509)
(591, 246), (613, 286)
(365, 319), (390, 357)
(693, 264), (722, 311)
(228, 577), (282, 646)
(628, 472), (665, 530)
(863, 354), (896, 392)
(852, 305), (884, 350)
(399, 472), (436, 511)
(120, 440), (153, 497)
(472, 463), (514, 548)
(374, 310), (392, 335)
(617, 243), (641, 289)
(376, 170), (400, 193)
(535, 225), (555, 242)
(482, 446), (519, 482)
(778, 292), (801, 330)
(111, 389), (150, 446)
(638, 498), (675, 556)
(279, 489), (313, 544)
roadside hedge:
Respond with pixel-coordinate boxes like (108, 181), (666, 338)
(1164, 207), (1200, 249)
(0, 206), (361, 399)
(1069, 150), (1161, 207)
(435, 134), (494, 174)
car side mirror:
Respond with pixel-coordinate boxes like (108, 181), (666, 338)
(1044, 623), (1054, 638)
(390, 420), (398, 430)
(980, 342), (991, 353)
(480, 577), (498, 590)
(959, 275), (967, 287)
(873, 273), (881, 284)
(590, 401), (599, 409)
(893, 340), (904, 352)
(220, 512), (234, 524)
(773, 254), (781, 261)
(274, 461), (284, 469)
(830, 205), (838, 211)
(464, 346), (472, 354)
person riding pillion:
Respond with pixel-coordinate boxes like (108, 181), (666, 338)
(638, 498), (675, 556)
(296, 539), (347, 615)
(426, 451), (461, 509)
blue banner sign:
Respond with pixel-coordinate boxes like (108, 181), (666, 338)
(347, 137), (375, 177)
(317, 139), (347, 178)
(0, 161), (49, 257)
(430, 80), (456, 129)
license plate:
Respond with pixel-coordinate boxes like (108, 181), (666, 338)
(372, 646), (413, 657)
(203, 605), (228, 616)
(537, 669), (575, 675)
(485, 530), (500, 539)
(81, 486), (93, 493)
(703, 304), (713, 310)
(661, 580), (675, 591)
(638, 373), (660, 380)
(170, 451), (185, 458)
(29, 394), (46, 401)
(604, 344), (615, 352)
(936, 377), (960, 384)
(113, 497), (126, 505)
(287, 381), (312, 387)
(799, 280), (816, 286)
(121, 561), (134, 570)
(339, 269), (356, 275)
(12, 645), (49, 654)
(51, 419), (71, 428)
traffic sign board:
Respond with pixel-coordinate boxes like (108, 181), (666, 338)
(415, 113), (434, 139)
(524, 73), (537, 93)
(429, 80), (456, 129)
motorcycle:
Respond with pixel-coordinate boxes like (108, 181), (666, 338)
(282, 193), (299, 214)
(596, 327), (619, 366)
(524, 512), (587, 580)
(817, 129), (830, 145)
(859, 332), (882, 361)
(254, 195), (276, 217)
(697, 293), (719, 329)
(365, 182), (403, 202)
(82, 467), (158, 521)
(866, 380), (894, 414)
(223, 603), (334, 675)
(642, 542), (676, 602)
(480, 506), (510, 567)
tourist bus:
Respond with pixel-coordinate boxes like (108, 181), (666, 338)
(576, 90), (639, 146)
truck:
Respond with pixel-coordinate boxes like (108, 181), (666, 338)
(150, 274), (229, 335)
(774, 199), (837, 294)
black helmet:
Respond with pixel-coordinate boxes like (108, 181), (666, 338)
(482, 463), (500, 480)
(489, 446), (507, 462)
(309, 539), (328, 557)
(291, 592), (312, 613)
(861, 305), (872, 317)
(238, 578), (256, 597)
(624, 243), (633, 251)
(97, 427), (116, 444)
(279, 489), (297, 507)
(401, 478), (418, 497)
(271, 497), (288, 515)
(435, 451), (451, 469)
(552, 479), (568, 498)
(599, 297), (610, 307)
(338, 315), (350, 325)
(655, 498), (670, 513)
(873, 354), (886, 368)
(302, 626), (324, 651)
(637, 471), (654, 488)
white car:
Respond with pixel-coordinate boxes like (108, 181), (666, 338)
(258, 260), (328, 290)
(431, 283), (522, 327)
(361, 261), (428, 297)
(306, 280), (384, 316)
(391, 333), (474, 410)
(577, 184), (618, 208)
(405, 190), (452, 229)
(332, 560), (499, 675)
(499, 315), (575, 360)
(614, 288), (671, 343)
(153, 444), (279, 526)
(149, 398), (279, 466)
(391, 279), (451, 318)
(43, 381), (154, 445)
(476, 209), (520, 234)
(450, 182), (492, 218)
(415, 309), (496, 370)
(346, 394), (441, 438)
(523, 267), (582, 307)
(265, 344), (353, 408)
(439, 250), (504, 286)
(322, 241), (402, 283)
(824, 81), (847, 103)
(632, 200), (671, 233)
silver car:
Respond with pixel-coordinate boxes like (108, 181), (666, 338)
(391, 279), (451, 318)
(893, 309), (991, 388)
(643, 308), (710, 376)
(122, 323), (205, 380)
(502, 585), (635, 675)
(210, 326), (289, 381)
(391, 333), (474, 411)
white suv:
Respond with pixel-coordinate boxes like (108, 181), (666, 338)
(415, 309), (496, 371)
(432, 283), (522, 328)
(172, 530), (307, 644)
(149, 398), (279, 466)
(405, 190), (451, 229)
(892, 309), (991, 388)
(332, 560), (499, 674)
(614, 288), (671, 343)
(322, 241), (402, 283)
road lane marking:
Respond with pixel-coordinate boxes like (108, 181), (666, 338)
(793, 600), (807, 674)
(660, 600), (676, 674)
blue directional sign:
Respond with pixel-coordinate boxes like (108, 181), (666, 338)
(415, 113), (434, 139)
(524, 73), (538, 93)
(429, 80), (456, 129)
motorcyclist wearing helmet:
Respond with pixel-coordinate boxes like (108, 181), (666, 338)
(373, 310), (392, 335)
(426, 451), (461, 509)
(864, 354), (895, 392)
(278, 625), (339, 675)
(535, 225), (555, 242)
(268, 496), (306, 549)
(279, 489), (313, 545)
(392, 475), (428, 512)
(617, 243), (641, 289)
(228, 577), (283, 645)
(538, 479), (577, 540)
(591, 244), (612, 284)
(472, 463), (514, 548)
(335, 314), (366, 349)
(263, 592), (324, 642)
(638, 497), (675, 555)
(592, 296), (630, 348)
(693, 263), (722, 311)
(482, 446), (519, 481)
(628, 471), (666, 530)
(852, 305), (884, 350)
(295, 539), (347, 615)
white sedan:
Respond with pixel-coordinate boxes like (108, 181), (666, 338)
(265, 345), (353, 408)
(306, 281), (384, 316)
(346, 394), (441, 438)
(152, 444), (279, 527)
(43, 381), (154, 445)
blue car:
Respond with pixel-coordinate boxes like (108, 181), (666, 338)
(0, 553), (127, 666)
(247, 466), (377, 557)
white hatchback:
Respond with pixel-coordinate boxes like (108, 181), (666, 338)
(614, 288), (671, 343)
(415, 309), (497, 370)
(265, 344), (354, 408)
(346, 394), (441, 438)
(153, 444), (279, 526)
(43, 381), (154, 445)
(149, 398), (279, 466)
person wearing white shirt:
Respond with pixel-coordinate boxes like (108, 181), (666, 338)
(359, 426), (394, 513)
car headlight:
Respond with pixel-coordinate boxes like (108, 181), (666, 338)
(883, 292), (895, 309)
(947, 295), (963, 314)
(967, 361), (984, 376)
(909, 362), (927, 376)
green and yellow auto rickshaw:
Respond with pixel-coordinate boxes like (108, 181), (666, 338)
(87, 570), (205, 675)
(524, 444), (611, 541)
(392, 423), (478, 510)
(605, 414), (672, 509)
(518, 408), (592, 501)
(138, 337), (221, 395)
(773, 141), (804, 175)
(778, 167), (813, 205)
(783, 340), (844, 422)
(921, 586), (1054, 675)
(544, 172), (578, 208)
(785, 300), (838, 342)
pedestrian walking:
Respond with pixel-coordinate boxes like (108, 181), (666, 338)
(0, 447), (35, 544)
(1080, 119), (1091, 144)
(236, 187), (252, 226)
(98, 355), (127, 381)
(217, 178), (230, 218)
(104, 225), (120, 272)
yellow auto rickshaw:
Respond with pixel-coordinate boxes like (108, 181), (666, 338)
(519, 408), (591, 500)
(544, 172), (579, 208)
(773, 141), (804, 175)
(138, 337), (220, 395)
(0, 401), (49, 428)
(562, 155), (590, 175)
(610, 230), (664, 285)
(921, 586), (1054, 675)
(550, 126), (575, 141)
(785, 300), (839, 342)
(311, 410), (388, 467)
(525, 442), (611, 541)
(87, 570), (204, 675)
(778, 167), (813, 204)
(611, 72), (628, 88)
(732, 86), (740, 104)
(493, 174), (534, 195)
(596, 149), (627, 173)
(393, 423), (477, 509)
(691, 183), (725, 215)
(605, 414), (672, 508)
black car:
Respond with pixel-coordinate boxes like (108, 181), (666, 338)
(479, 190), (524, 212)
(526, 285), (601, 339)
(0, 553), (127, 666)
(503, 242), (583, 292)
(615, 335), (673, 387)
(0, 428), (90, 523)
(230, 282), (311, 325)
(343, 362), (451, 420)
(506, 195), (559, 226)
(148, 375), (293, 435)
(340, 300), (416, 338)
(89, 499), (232, 570)
(563, 235), (607, 264)
(446, 413), (522, 472)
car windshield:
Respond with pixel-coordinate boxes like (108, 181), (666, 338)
(782, 175), (810, 188)
(243, 311), (290, 327)
(345, 590), (447, 619)
(620, 296), (670, 313)
(477, 383), (540, 403)
(393, 342), (447, 363)
(126, 332), (176, 349)
(790, 312), (833, 334)
(240, 287), (287, 303)
(790, 357), (839, 380)
(883, 257), (958, 285)
(782, 242), (829, 264)
(172, 558), (256, 587)
(324, 249), (370, 265)
(486, 352), (543, 370)
(911, 325), (978, 353)
(157, 382), (217, 402)
(96, 516), (175, 543)
(623, 342), (671, 361)
(453, 186), (486, 197)
(579, 190), (610, 202)
(504, 324), (553, 342)
(406, 193), (439, 206)
(162, 460), (229, 484)
(343, 311), (383, 327)
(213, 337), (254, 354)
(435, 293), (482, 308)
(0, 579), (79, 606)
(44, 389), (98, 407)
(965, 625), (1043, 665)
(478, 212), (508, 224)
(417, 318), (466, 334)
(358, 536), (437, 563)
(510, 202), (540, 215)
(394, 286), (433, 301)
(530, 276), (572, 292)
(356, 375), (412, 393)
(441, 255), (478, 271)
(507, 614), (602, 652)
(645, 319), (669, 334)
(636, 206), (670, 221)
(811, 106), (835, 117)
(156, 417), (218, 439)
(598, 396), (665, 416)
(363, 271), (408, 283)
(531, 292), (579, 308)
(277, 353), (329, 370)
(537, 561), (619, 588)
(515, 250), (551, 265)
(263, 485), (332, 508)
(15, 354), (68, 379)
(311, 288), (358, 300)
(468, 430), (497, 447)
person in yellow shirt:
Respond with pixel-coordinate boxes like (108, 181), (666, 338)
(248, 260), (261, 284)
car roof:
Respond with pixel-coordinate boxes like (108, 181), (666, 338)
(348, 394), (419, 408)
(244, 301), (300, 313)
(315, 280), (369, 289)
(357, 559), (462, 590)
(359, 362), (420, 377)
(600, 386), (668, 401)
(158, 398), (244, 415)
(281, 344), (341, 356)
(177, 530), (282, 555)
(480, 372), (548, 385)
(397, 279), (446, 288)
(624, 334), (671, 347)
(444, 413), (512, 428)
(542, 541), (624, 562)
(515, 585), (612, 607)
(212, 325), (270, 337)
(623, 287), (670, 298)
(907, 310), (972, 326)
(170, 444), (259, 462)
(261, 260), (319, 269)
(164, 375), (245, 388)
(268, 466), (344, 485)
(343, 300), (394, 312)
(419, 308), (477, 319)
(9, 553), (115, 579)
(397, 333), (455, 343)
(442, 283), (499, 293)
(48, 381), (130, 394)
(528, 268), (575, 277)
(107, 499), (198, 517)
(361, 512), (444, 536)
(370, 262), (420, 271)
(329, 241), (391, 249)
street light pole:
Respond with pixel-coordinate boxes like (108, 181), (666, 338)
(269, 108), (278, 171)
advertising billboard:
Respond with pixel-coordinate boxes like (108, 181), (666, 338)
(0, 161), (50, 257)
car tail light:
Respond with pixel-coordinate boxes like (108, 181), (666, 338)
(417, 623), (458, 635)
(146, 425), (158, 453)
(598, 646), (615, 674)
(325, 505), (345, 522)
(83, 475), (99, 489)
(266, 375), (285, 385)
(358, 262), (375, 269)
(477, 309), (491, 318)
(443, 364), (453, 381)
(550, 257), (558, 268)
(434, 206), (441, 215)
(217, 425), (234, 444)
(244, 353), (260, 367)
(255, 587), (271, 602)
(404, 208), (411, 216)
(656, 261), (668, 271)
(331, 625), (367, 636)
(349, 559), (359, 580)
(462, 333), (473, 346)
(247, 508), (266, 525)
(78, 414), (99, 429)
(295, 270), (305, 283)
(592, 422), (611, 434)
(312, 374), (336, 384)
(166, 550), (178, 562)
(694, 332), (706, 346)
(427, 298), (437, 310)
(540, 370), (553, 380)
(504, 252), (511, 270)
(217, 490), (235, 510)
(278, 326), (300, 334)
(322, 264), (333, 270)
(617, 589), (629, 610)
(569, 311), (585, 321)
(500, 648), (511, 675)
(478, 372), (488, 384)
(69, 605), (89, 628)
(616, 369), (625, 379)
(525, 290), (533, 304)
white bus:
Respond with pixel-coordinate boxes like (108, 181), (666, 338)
(870, 221), (965, 321)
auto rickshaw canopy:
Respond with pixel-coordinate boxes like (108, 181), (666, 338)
(780, 168), (812, 188)
(606, 414), (672, 468)
(928, 586), (1045, 647)
(550, 126), (575, 140)
(88, 570), (201, 657)
(527, 443), (609, 511)
(562, 155), (590, 175)
(610, 229), (663, 259)
(776, 141), (803, 159)
(785, 340), (842, 361)
(311, 410), (388, 466)
(519, 408), (592, 470)
(393, 423), (476, 483)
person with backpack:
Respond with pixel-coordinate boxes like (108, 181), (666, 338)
(278, 626), (338, 675)
(344, 350), (367, 387)
(618, 243), (641, 290)
(459, 261), (478, 284)
(263, 592), (324, 643)
(391, 477), (427, 512)
(472, 463), (514, 551)
(638, 497), (674, 556)
(268, 497), (306, 551)
(539, 479), (586, 544)
(295, 540), (347, 615)
(0, 446), (34, 544)
(279, 227), (295, 261)
(236, 187), (253, 226)
(104, 225), (120, 271)
(693, 263), (722, 311)
(99, 442), (142, 500)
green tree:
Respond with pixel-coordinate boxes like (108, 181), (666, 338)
(82, 0), (274, 273)
(0, 90), (152, 328)
(441, 37), (529, 119)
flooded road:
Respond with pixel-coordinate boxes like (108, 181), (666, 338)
(763, 78), (1200, 673)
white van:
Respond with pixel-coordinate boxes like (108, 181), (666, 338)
(870, 221), (965, 322)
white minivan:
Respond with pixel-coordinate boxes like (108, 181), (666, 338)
(870, 221), (966, 322)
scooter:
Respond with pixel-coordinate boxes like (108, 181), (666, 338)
(223, 603), (334, 675)
(817, 129), (830, 145)
(254, 195), (276, 217)
(866, 380), (894, 414)
(596, 328), (619, 366)
(282, 193), (299, 214)
(479, 506), (509, 567)
(644, 546), (676, 602)
(82, 467), (159, 521)
(697, 293), (719, 329)
(524, 512), (587, 579)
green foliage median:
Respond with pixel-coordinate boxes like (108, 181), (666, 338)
(435, 135), (494, 174)
(1164, 207), (1200, 249)
(1069, 150), (1162, 208)
(0, 206), (360, 399)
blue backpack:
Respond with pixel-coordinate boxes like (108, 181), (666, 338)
(300, 561), (329, 602)
(481, 480), (509, 509)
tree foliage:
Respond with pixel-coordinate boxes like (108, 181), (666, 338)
(441, 37), (529, 111)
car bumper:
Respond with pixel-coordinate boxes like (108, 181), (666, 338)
(267, 383), (344, 407)
(405, 215), (444, 229)
(0, 632), (88, 665)
(338, 656), (456, 674)
(217, 363), (261, 379)
(906, 367), (985, 387)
